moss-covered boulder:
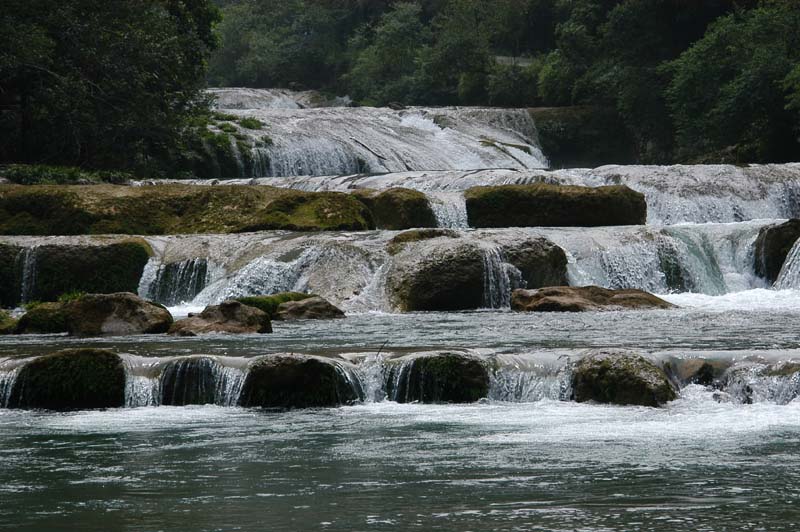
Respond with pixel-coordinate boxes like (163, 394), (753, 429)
(6, 349), (126, 410)
(159, 357), (221, 406)
(0, 310), (17, 335)
(65, 293), (173, 336)
(353, 188), (437, 230)
(169, 301), (271, 336)
(386, 228), (460, 255)
(0, 185), (374, 235)
(386, 352), (490, 403)
(14, 302), (70, 334)
(237, 292), (313, 319)
(571, 350), (677, 407)
(511, 286), (675, 312)
(238, 354), (362, 408)
(275, 296), (345, 320)
(465, 184), (646, 228)
(528, 106), (635, 168)
(500, 238), (568, 288)
(754, 219), (800, 284)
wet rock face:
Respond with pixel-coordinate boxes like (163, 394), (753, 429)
(500, 238), (568, 288)
(753, 219), (800, 284)
(238, 355), (362, 408)
(465, 184), (646, 228)
(511, 286), (675, 312)
(66, 293), (173, 336)
(169, 301), (272, 336)
(571, 350), (677, 407)
(6, 349), (125, 410)
(386, 353), (490, 404)
(353, 188), (438, 230)
(275, 296), (345, 320)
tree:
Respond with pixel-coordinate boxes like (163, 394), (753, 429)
(0, 0), (220, 173)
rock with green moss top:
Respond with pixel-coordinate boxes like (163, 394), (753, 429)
(14, 302), (69, 334)
(512, 286), (675, 312)
(169, 301), (271, 336)
(0, 164), (132, 185)
(386, 352), (489, 403)
(754, 219), (800, 285)
(0, 310), (17, 335)
(386, 229), (460, 255)
(64, 292), (173, 336)
(571, 350), (677, 407)
(0, 185), (374, 235)
(6, 349), (126, 410)
(238, 354), (362, 408)
(237, 292), (314, 319)
(238, 117), (264, 130)
(275, 296), (344, 320)
(465, 184), (646, 228)
(353, 188), (437, 230)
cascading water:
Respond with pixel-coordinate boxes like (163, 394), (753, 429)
(17, 247), (37, 303)
(0, 359), (21, 408)
(481, 246), (523, 309)
(487, 354), (574, 402)
(139, 258), (216, 305)
(427, 192), (469, 229)
(775, 239), (800, 289)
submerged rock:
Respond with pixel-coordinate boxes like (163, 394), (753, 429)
(353, 188), (437, 230)
(511, 286), (675, 312)
(753, 219), (800, 284)
(6, 349), (126, 410)
(571, 350), (677, 407)
(275, 296), (345, 320)
(238, 354), (362, 408)
(65, 293), (173, 336)
(169, 301), (272, 336)
(465, 183), (646, 228)
(386, 352), (490, 404)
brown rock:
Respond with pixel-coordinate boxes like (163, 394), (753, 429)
(65, 292), (173, 336)
(275, 296), (345, 320)
(511, 286), (675, 312)
(169, 301), (272, 336)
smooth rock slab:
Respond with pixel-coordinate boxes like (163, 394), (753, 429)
(275, 296), (345, 320)
(511, 286), (675, 312)
(753, 219), (800, 284)
(571, 350), (677, 407)
(7, 349), (126, 410)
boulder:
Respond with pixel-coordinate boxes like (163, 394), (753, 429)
(753, 219), (800, 284)
(275, 296), (345, 320)
(511, 286), (675, 312)
(169, 300), (271, 336)
(238, 354), (362, 408)
(571, 350), (677, 407)
(64, 293), (173, 336)
(0, 310), (17, 335)
(500, 237), (568, 288)
(386, 352), (490, 403)
(6, 349), (126, 410)
(386, 228), (460, 255)
(353, 188), (437, 230)
(237, 292), (314, 319)
(465, 184), (646, 228)
(14, 302), (69, 334)
(0, 243), (21, 307)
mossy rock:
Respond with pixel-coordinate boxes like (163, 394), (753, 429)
(237, 292), (313, 319)
(753, 219), (800, 284)
(7, 349), (126, 410)
(465, 184), (646, 228)
(386, 229), (460, 255)
(238, 355), (362, 408)
(571, 350), (677, 407)
(65, 292), (173, 336)
(14, 302), (69, 334)
(0, 185), (374, 235)
(0, 310), (17, 335)
(386, 353), (490, 403)
(353, 188), (437, 230)
(0, 243), (21, 307)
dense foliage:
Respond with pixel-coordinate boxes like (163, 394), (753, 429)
(211, 0), (800, 163)
(0, 0), (220, 174)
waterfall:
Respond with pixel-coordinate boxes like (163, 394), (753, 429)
(141, 258), (214, 305)
(481, 247), (523, 309)
(775, 240), (800, 289)
(427, 192), (469, 229)
(122, 355), (162, 407)
(17, 247), (37, 303)
(488, 355), (573, 402)
(0, 359), (21, 408)
(723, 363), (800, 405)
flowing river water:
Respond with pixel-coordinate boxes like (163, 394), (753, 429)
(3, 89), (800, 531)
